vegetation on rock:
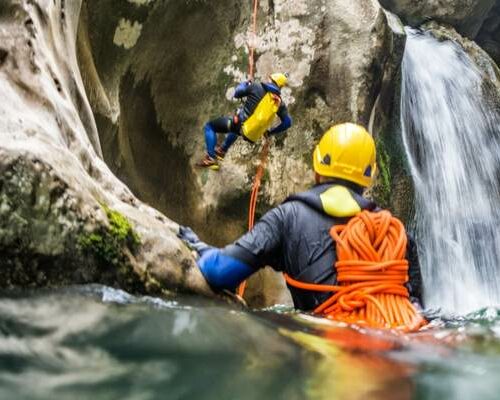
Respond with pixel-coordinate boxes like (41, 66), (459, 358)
(79, 205), (140, 270)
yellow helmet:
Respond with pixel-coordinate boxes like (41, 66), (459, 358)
(269, 72), (288, 88)
(313, 123), (377, 187)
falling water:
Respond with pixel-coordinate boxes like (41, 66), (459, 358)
(401, 29), (500, 313)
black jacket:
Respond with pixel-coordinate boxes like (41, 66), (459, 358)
(223, 182), (423, 310)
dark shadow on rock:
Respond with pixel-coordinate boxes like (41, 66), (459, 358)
(116, 70), (198, 228)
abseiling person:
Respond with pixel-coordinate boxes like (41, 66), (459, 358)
(196, 73), (292, 171)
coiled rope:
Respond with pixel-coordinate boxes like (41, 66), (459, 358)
(285, 210), (426, 332)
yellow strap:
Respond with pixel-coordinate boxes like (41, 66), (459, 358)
(319, 186), (361, 217)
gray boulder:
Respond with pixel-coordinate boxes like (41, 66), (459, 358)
(378, 0), (496, 38)
(476, 2), (500, 65)
(0, 0), (212, 296)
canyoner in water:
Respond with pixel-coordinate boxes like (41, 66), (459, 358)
(182, 123), (426, 331)
(195, 73), (292, 170)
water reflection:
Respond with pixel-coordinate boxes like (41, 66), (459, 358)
(1, 287), (500, 399)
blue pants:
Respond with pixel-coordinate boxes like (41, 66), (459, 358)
(204, 116), (240, 158)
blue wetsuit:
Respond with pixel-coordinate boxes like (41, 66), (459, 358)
(204, 81), (292, 158)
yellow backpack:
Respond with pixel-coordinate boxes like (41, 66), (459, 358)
(241, 92), (281, 143)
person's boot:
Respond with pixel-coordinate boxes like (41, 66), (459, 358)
(195, 154), (219, 171)
(215, 145), (226, 161)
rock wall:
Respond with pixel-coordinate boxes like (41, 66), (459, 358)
(476, 2), (500, 66)
(378, 0), (496, 38)
(0, 0), (212, 297)
(78, 0), (407, 235)
(378, 0), (500, 67)
(9, 0), (498, 306)
(78, 0), (405, 305)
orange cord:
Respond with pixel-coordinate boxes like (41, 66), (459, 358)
(238, 138), (269, 296)
(248, 139), (269, 229)
(248, 0), (259, 80)
(285, 210), (426, 332)
(237, 0), (261, 298)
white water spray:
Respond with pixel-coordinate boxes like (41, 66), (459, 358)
(401, 30), (500, 313)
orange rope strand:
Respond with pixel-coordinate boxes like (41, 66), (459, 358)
(237, 0), (261, 298)
(238, 138), (269, 296)
(285, 210), (426, 332)
(248, 0), (259, 80)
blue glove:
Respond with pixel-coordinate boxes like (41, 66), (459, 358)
(177, 226), (213, 257)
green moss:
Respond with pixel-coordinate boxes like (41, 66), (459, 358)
(214, 47), (250, 96)
(235, 46), (250, 74)
(215, 69), (232, 93)
(200, 169), (210, 185)
(260, 168), (270, 185)
(371, 112), (416, 224)
(107, 207), (140, 246)
(79, 205), (140, 269)
(376, 138), (392, 207)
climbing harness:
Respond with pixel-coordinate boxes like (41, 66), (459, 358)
(285, 210), (426, 332)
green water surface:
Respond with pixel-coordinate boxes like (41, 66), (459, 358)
(0, 286), (499, 400)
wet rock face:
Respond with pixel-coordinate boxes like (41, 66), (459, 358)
(0, 0), (422, 306)
(79, 0), (400, 305)
(378, 0), (496, 38)
(476, 2), (500, 66)
(423, 21), (500, 90)
(79, 0), (248, 246)
(0, 0), (212, 296)
(378, 1), (500, 69)
(80, 0), (398, 238)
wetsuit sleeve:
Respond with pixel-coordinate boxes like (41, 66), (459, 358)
(197, 248), (255, 291)
(406, 234), (424, 306)
(196, 206), (285, 291)
(268, 104), (292, 135)
(234, 81), (253, 99)
(229, 206), (285, 270)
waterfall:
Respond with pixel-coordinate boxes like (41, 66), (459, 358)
(401, 29), (500, 313)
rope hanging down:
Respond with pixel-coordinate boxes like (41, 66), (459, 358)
(238, 0), (265, 298)
(248, 0), (259, 81)
(285, 210), (426, 332)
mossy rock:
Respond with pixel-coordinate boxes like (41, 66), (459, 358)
(79, 205), (140, 272)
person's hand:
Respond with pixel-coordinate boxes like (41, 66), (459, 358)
(177, 226), (213, 257)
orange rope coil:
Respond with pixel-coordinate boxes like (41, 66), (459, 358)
(285, 210), (426, 332)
